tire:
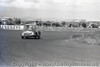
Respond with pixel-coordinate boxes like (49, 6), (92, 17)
(38, 35), (40, 39)
(21, 36), (24, 39)
(35, 31), (41, 39)
(26, 37), (28, 39)
(37, 31), (41, 39)
(38, 31), (41, 35)
(34, 36), (37, 39)
(35, 32), (38, 39)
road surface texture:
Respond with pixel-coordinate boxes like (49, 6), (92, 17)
(0, 30), (100, 66)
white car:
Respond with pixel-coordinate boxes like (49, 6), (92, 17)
(21, 24), (41, 39)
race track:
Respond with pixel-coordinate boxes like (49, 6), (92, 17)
(0, 30), (100, 66)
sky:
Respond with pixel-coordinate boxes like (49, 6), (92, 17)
(0, 0), (100, 21)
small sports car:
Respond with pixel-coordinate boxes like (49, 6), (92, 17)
(21, 23), (41, 39)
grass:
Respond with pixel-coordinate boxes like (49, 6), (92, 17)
(69, 29), (100, 46)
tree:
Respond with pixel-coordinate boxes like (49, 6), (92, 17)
(15, 18), (21, 25)
(82, 23), (87, 28)
(8, 18), (13, 25)
(61, 21), (66, 26)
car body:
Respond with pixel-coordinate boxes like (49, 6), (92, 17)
(21, 23), (41, 39)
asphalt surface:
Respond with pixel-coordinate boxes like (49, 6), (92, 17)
(0, 30), (100, 66)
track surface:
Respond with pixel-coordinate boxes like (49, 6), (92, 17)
(0, 30), (100, 66)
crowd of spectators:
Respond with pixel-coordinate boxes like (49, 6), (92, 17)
(0, 17), (21, 25)
(0, 17), (100, 28)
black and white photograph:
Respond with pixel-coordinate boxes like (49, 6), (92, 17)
(0, 0), (100, 67)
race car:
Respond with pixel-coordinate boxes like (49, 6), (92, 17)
(21, 23), (41, 39)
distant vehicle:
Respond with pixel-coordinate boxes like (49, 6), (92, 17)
(21, 23), (41, 39)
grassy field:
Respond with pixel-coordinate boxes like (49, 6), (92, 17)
(65, 28), (100, 46)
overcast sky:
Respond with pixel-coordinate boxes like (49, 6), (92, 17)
(0, 0), (100, 21)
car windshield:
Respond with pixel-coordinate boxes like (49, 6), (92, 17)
(24, 25), (36, 31)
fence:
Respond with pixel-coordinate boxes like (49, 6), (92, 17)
(0, 25), (100, 32)
(0, 25), (24, 30)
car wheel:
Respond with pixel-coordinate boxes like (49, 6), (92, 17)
(37, 32), (41, 39)
(22, 36), (24, 39)
(26, 37), (28, 39)
(38, 35), (40, 39)
(34, 36), (37, 39)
